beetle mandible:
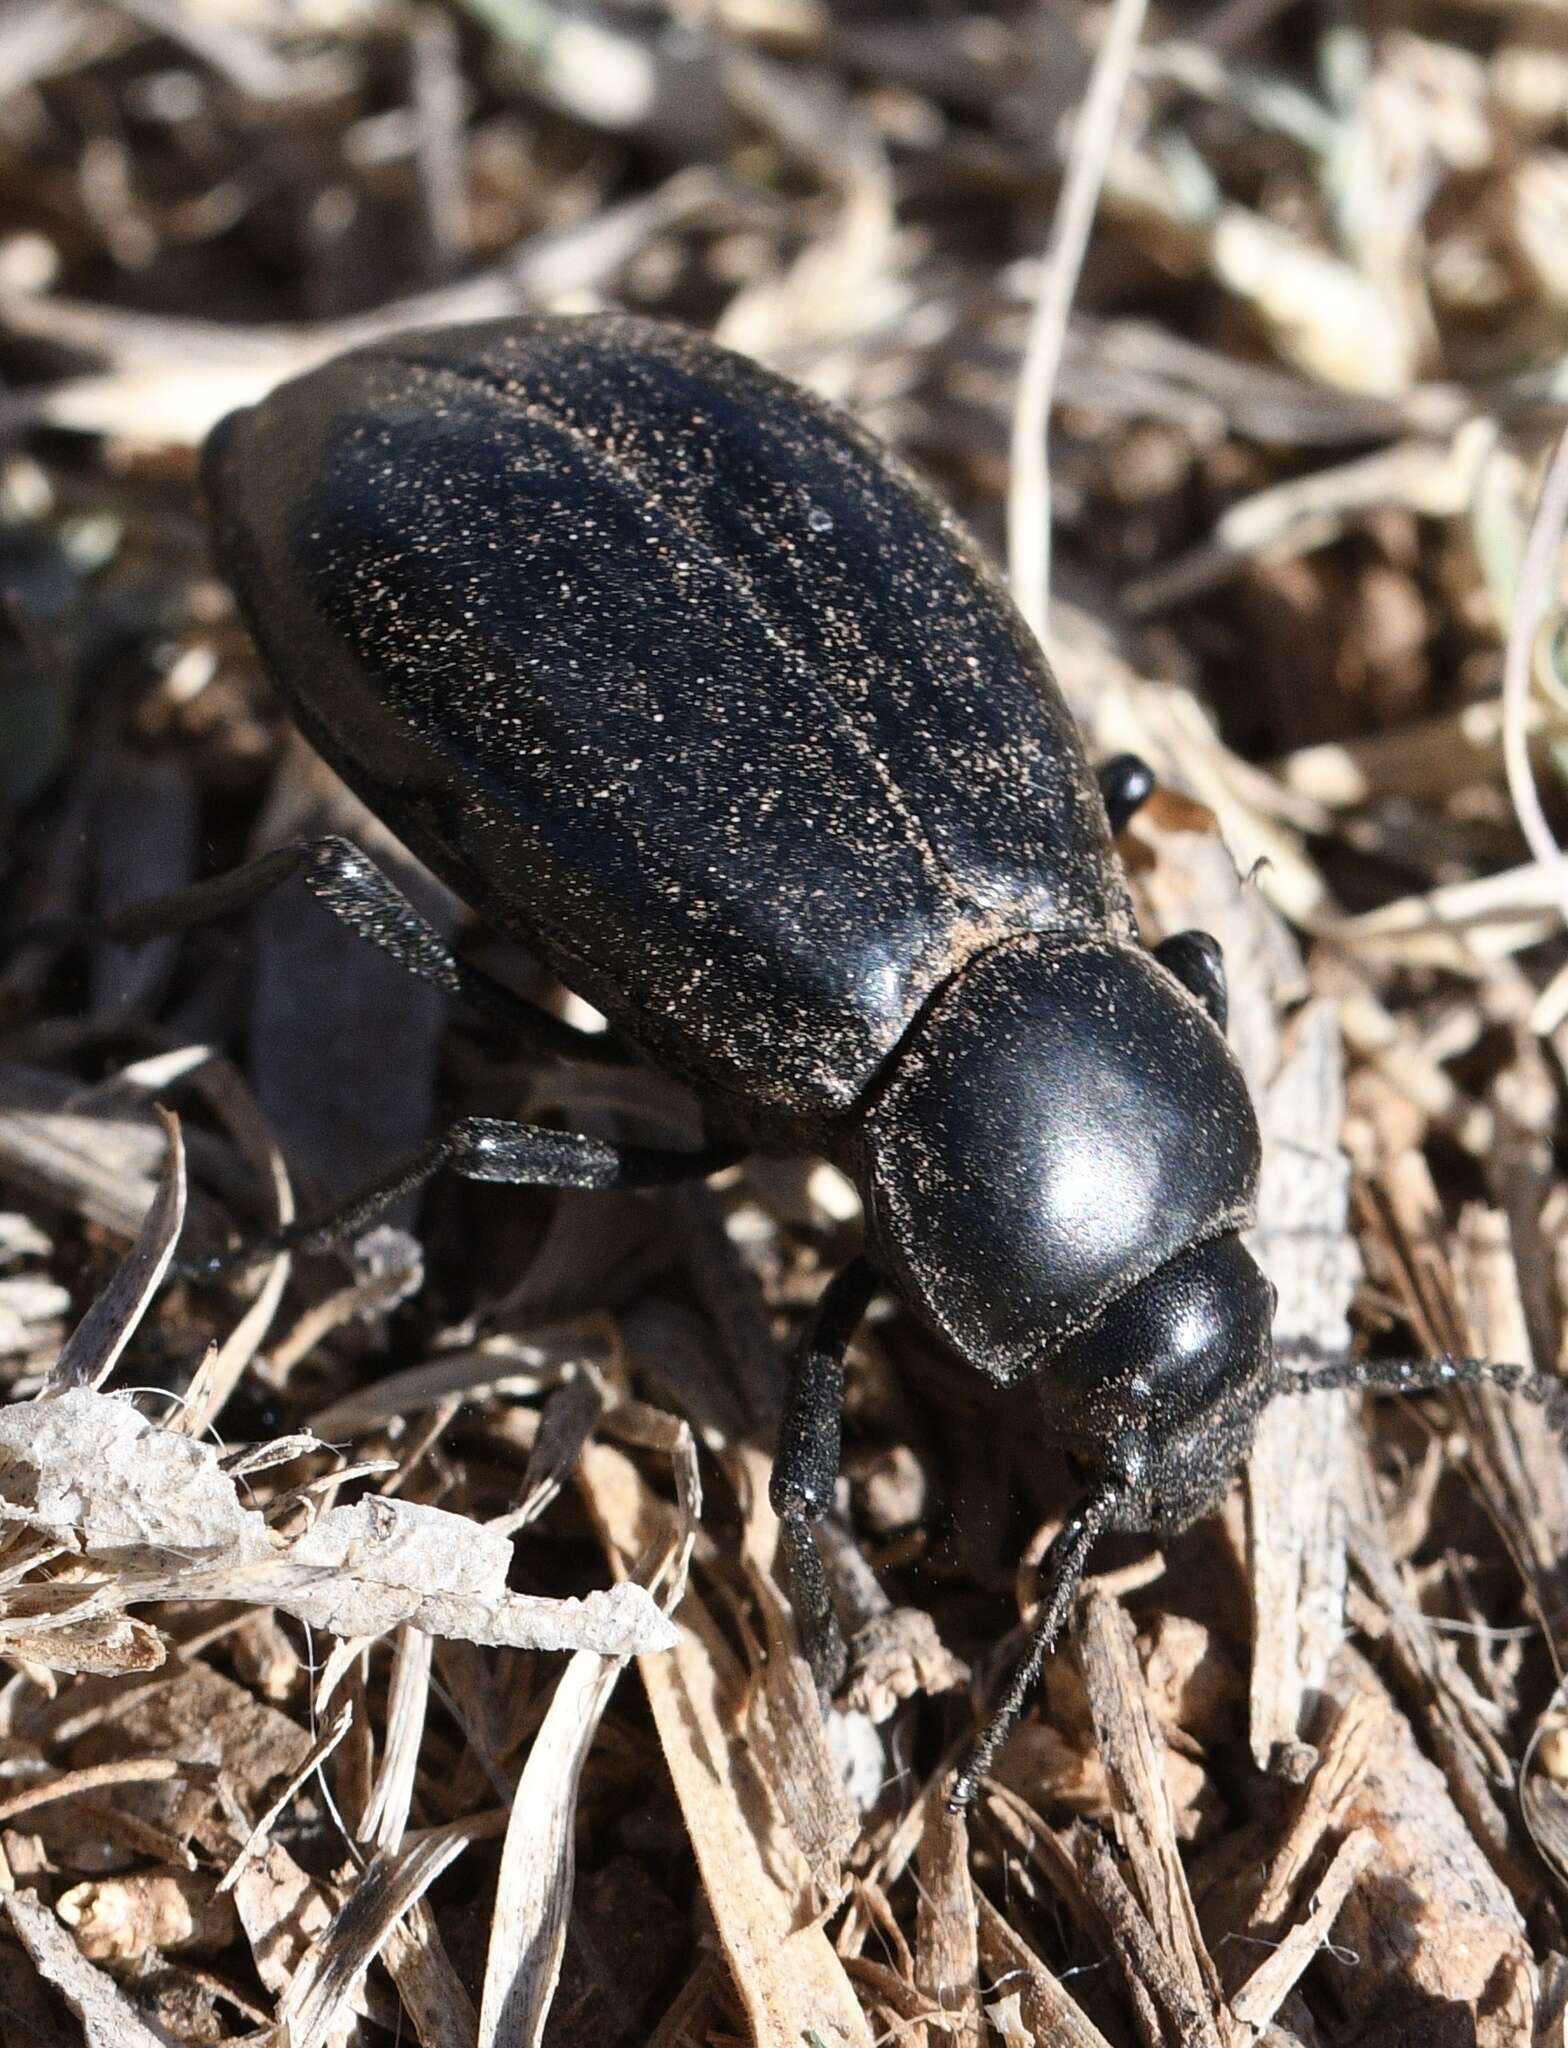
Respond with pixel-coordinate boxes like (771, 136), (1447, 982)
(93, 313), (1561, 1804)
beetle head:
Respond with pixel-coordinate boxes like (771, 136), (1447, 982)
(1050, 1232), (1276, 1535)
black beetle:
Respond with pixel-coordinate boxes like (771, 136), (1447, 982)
(86, 313), (1563, 1804)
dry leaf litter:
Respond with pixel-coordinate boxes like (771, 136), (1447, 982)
(3, 1), (1568, 2042)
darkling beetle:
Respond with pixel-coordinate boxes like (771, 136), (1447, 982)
(82, 313), (1568, 1806)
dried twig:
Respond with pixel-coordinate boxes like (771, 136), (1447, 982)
(1008, 0), (1151, 633)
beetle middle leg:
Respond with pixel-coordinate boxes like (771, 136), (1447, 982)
(39, 834), (621, 1067)
(770, 1257), (877, 1695)
(194, 1117), (741, 1277)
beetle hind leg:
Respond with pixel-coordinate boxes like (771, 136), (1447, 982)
(28, 834), (622, 1067)
(770, 1257), (877, 1696)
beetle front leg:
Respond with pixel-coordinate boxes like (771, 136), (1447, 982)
(1154, 929), (1228, 1032)
(1097, 753), (1155, 834)
(38, 834), (622, 1067)
(770, 1256), (878, 1696)
(948, 1482), (1118, 1808)
(192, 1118), (740, 1277)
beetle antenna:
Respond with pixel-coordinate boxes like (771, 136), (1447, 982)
(1275, 1351), (1568, 1436)
(948, 1480), (1125, 1810)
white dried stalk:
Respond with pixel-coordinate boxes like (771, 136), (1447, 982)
(43, 1108), (184, 1397)
(476, 1642), (631, 2048)
(478, 1414), (699, 2047)
(0, 1388), (674, 1669)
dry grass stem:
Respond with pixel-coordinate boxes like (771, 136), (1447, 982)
(5, 2), (1568, 2038)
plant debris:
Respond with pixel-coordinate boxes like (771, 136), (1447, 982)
(5, 0), (1568, 2042)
